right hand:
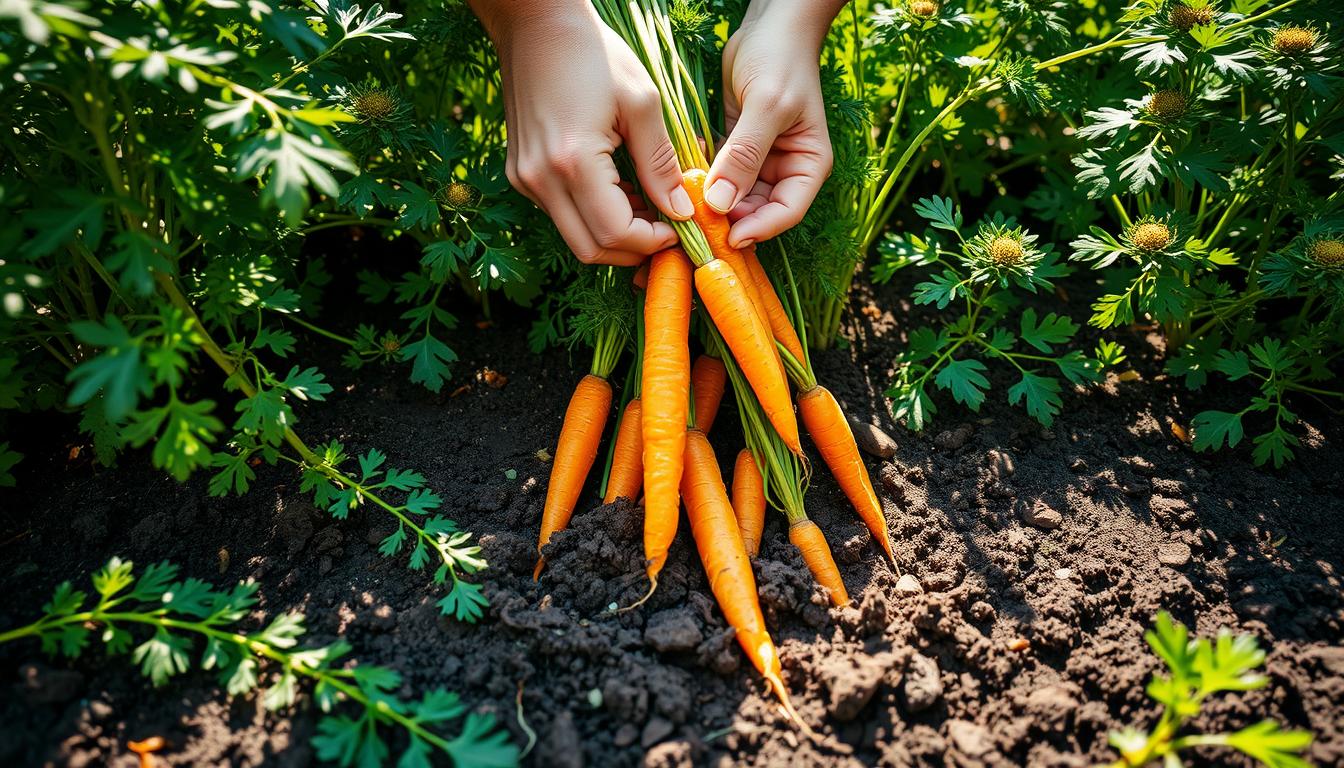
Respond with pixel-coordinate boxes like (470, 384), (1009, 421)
(478, 4), (694, 266)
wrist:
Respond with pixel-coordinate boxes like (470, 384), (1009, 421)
(741, 0), (844, 53)
(466, 0), (596, 48)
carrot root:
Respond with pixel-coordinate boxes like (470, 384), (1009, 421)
(798, 385), (895, 563)
(789, 519), (850, 606)
(535, 374), (613, 579)
(691, 354), (727, 434)
(642, 249), (693, 585)
(731, 449), (766, 558)
(694, 259), (801, 454)
(743, 245), (806, 366)
(603, 398), (643, 504)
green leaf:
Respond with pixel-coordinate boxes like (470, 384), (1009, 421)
(125, 398), (224, 481)
(445, 712), (519, 768)
(92, 558), (135, 600)
(1007, 371), (1063, 427)
(934, 358), (989, 412)
(1225, 721), (1313, 768)
(402, 334), (457, 393)
(130, 561), (179, 602)
(1191, 410), (1244, 452)
(1252, 427), (1298, 468)
(912, 270), (964, 309)
(1192, 628), (1267, 695)
(436, 580), (487, 623)
(390, 181), (442, 229)
(209, 449), (257, 497)
(44, 581), (87, 616)
(280, 366), (333, 401)
(379, 524), (408, 557)
(236, 125), (356, 226)
(253, 327), (297, 356)
(132, 628), (191, 686)
(105, 230), (172, 296)
(234, 388), (294, 445)
(1019, 309), (1077, 353)
(404, 488), (441, 515)
(0, 442), (21, 487)
(912, 196), (962, 232)
(66, 317), (147, 420)
(314, 714), (365, 766)
(1145, 612), (1195, 678)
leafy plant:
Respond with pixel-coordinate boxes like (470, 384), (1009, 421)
(1108, 612), (1312, 768)
(0, 558), (518, 768)
(0, 1), (489, 613)
(1063, 0), (1343, 464)
(877, 196), (1121, 430)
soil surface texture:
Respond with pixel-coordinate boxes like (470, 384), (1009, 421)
(2, 275), (1342, 768)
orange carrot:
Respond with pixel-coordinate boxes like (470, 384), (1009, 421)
(683, 169), (772, 326)
(536, 374), (612, 579)
(641, 248), (693, 586)
(681, 429), (799, 721)
(603, 398), (643, 503)
(691, 354), (727, 434)
(788, 519), (850, 606)
(797, 385), (894, 563)
(694, 258), (801, 454)
(731, 448), (765, 558)
(743, 245), (806, 366)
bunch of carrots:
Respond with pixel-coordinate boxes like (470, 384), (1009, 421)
(533, 0), (897, 725)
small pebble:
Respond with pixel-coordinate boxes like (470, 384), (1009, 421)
(641, 717), (675, 748)
(850, 419), (898, 458)
(1022, 500), (1062, 530)
(1054, 567), (1073, 580)
(1157, 542), (1192, 568)
(894, 574), (924, 595)
(1007, 637), (1031, 652)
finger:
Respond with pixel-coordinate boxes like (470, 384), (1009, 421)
(726, 171), (826, 247)
(569, 152), (678, 256)
(542, 187), (652, 267)
(704, 97), (788, 214)
(622, 93), (694, 221)
(727, 180), (774, 221)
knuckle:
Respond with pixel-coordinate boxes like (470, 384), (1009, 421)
(593, 228), (625, 250)
(547, 150), (582, 178)
(724, 139), (765, 174)
(573, 246), (601, 265)
(647, 140), (679, 177)
(515, 159), (545, 189)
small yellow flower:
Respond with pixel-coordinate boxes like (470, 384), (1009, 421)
(381, 336), (402, 354)
(1132, 221), (1173, 251)
(1308, 238), (1344, 268)
(352, 89), (397, 122)
(1145, 90), (1188, 119)
(1272, 25), (1317, 55)
(910, 0), (939, 18)
(989, 236), (1024, 266)
(442, 181), (479, 210)
(1169, 3), (1215, 32)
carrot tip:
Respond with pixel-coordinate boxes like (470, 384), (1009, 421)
(617, 575), (658, 614)
(532, 557), (545, 582)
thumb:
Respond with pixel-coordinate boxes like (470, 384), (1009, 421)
(705, 100), (781, 214)
(624, 97), (694, 221)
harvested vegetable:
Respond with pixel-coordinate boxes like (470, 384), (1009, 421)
(731, 448), (765, 558)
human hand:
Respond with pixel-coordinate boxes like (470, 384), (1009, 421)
(706, 0), (841, 249)
(468, 1), (694, 266)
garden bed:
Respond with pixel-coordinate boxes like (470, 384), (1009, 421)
(1, 275), (1341, 767)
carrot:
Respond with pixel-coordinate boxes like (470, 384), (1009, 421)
(535, 374), (612, 579)
(681, 429), (800, 722)
(797, 385), (895, 563)
(694, 258), (801, 454)
(691, 354), (727, 433)
(742, 245), (806, 366)
(640, 248), (693, 586)
(731, 448), (765, 558)
(603, 398), (643, 503)
(683, 169), (772, 326)
(788, 519), (850, 606)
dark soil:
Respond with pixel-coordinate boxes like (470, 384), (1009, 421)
(2, 275), (1342, 768)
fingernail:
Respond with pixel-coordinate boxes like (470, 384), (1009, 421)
(670, 187), (694, 219)
(705, 180), (736, 213)
(737, 238), (754, 249)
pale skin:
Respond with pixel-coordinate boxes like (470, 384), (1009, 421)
(466, 0), (845, 266)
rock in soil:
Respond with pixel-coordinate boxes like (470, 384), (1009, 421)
(902, 653), (943, 713)
(544, 711), (583, 768)
(641, 717), (675, 748)
(643, 609), (703, 653)
(947, 719), (994, 758)
(1157, 541), (1192, 568)
(642, 739), (695, 768)
(1021, 499), (1063, 529)
(820, 652), (901, 722)
(934, 424), (974, 451)
(894, 573), (924, 595)
(850, 419), (898, 458)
